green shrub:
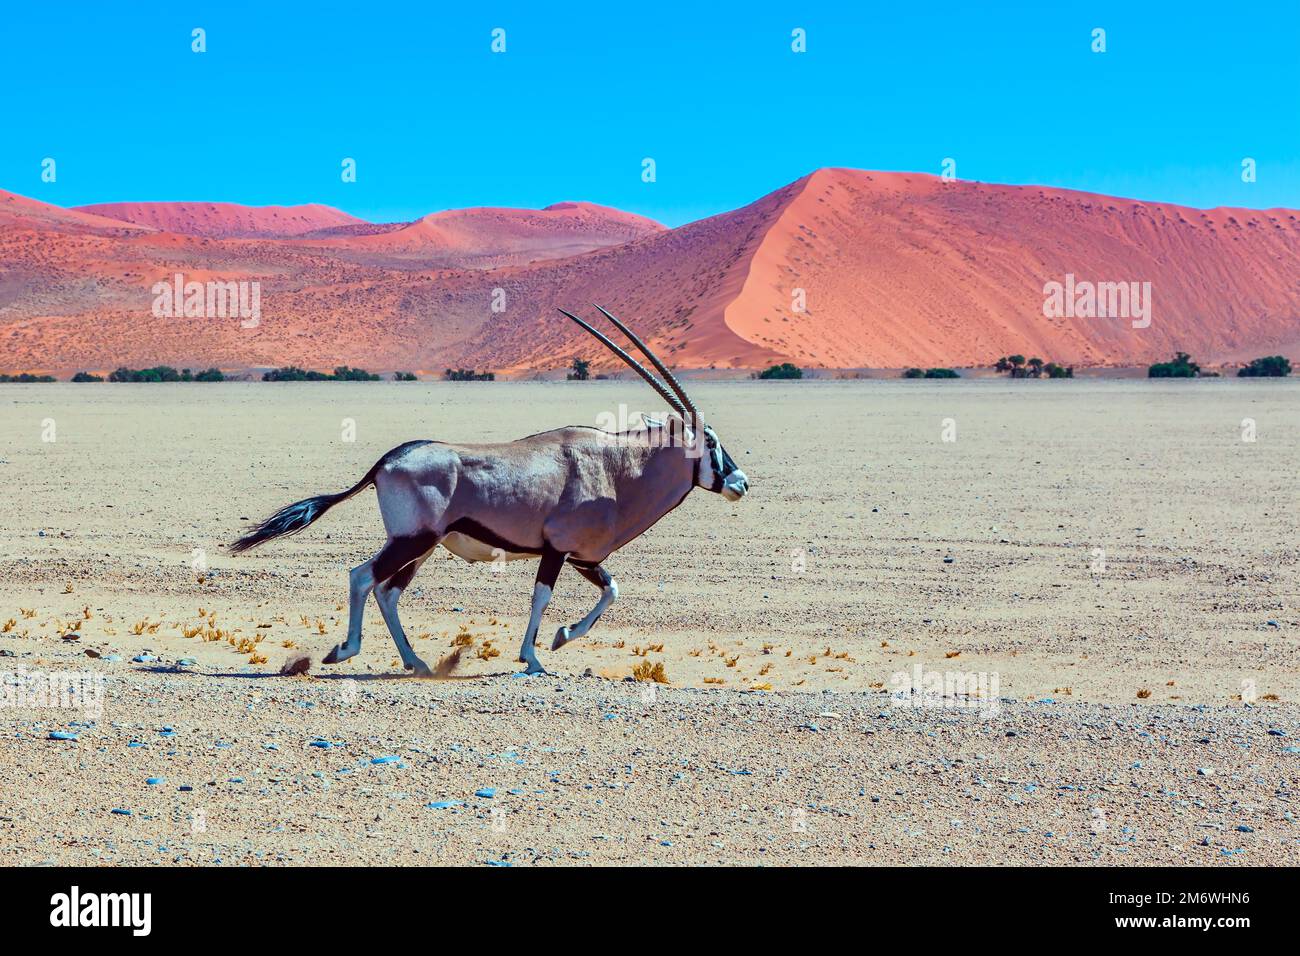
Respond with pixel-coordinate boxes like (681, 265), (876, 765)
(393, 371), (418, 381)
(194, 368), (224, 382)
(1237, 356), (1291, 377)
(108, 366), (185, 382)
(902, 367), (924, 379)
(924, 368), (960, 379)
(568, 358), (591, 381)
(263, 366), (379, 381)
(71, 371), (104, 382)
(332, 366), (380, 382)
(994, 355), (1073, 378)
(757, 363), (803, 380)
(0, 373), (56, 383)
(1148, 352), (1200, 378)
(444, 368), (495, 382)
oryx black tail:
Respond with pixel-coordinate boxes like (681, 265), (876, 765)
(230, 441), (430, 554)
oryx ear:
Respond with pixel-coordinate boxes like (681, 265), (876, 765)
(641, 413), (664, 429)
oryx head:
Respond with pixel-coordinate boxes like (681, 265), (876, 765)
(560, 305), (750, 502)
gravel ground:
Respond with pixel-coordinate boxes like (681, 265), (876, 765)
(1, 380), (1297, 865)
(2, 657), (1298, 866)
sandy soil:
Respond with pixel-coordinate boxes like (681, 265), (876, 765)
(1, 379), (1297, 865)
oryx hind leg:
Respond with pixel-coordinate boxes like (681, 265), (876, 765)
(322, 533), (436, 667)
(374, 547), (436, 676)
(553, 561), (618, 651)
(518, 546), (567, 675)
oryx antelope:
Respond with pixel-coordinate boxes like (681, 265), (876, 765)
(230, 306), (750, 675)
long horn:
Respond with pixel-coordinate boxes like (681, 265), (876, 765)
(593, 304), (700, 423)
(557, 308), (687, 416)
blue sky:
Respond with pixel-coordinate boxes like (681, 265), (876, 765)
(3, 1), (1296, 226)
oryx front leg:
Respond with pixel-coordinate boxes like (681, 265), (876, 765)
(518, 547), (566, 675)
(553, 561), (618, 650)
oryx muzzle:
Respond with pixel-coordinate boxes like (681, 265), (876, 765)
(231, 307), (750, 675)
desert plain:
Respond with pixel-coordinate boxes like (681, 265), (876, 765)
(0, 378), (1297, 865)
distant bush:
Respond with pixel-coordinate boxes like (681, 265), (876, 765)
(757, 363), (803, 380)
(903, 368), (925, 379)
(263, 366), (329, 382)
(262, 366), (379, 382)
(109, 366), (186, 382)
(0, 373), (56, 383)
(567, 358), (591, 381)
(924, 367), (960, 379)
(1148, 352), (1200, 378)
(71, 371), (104, 382)
(995, 356), (1072, 378)
(393, 371), (418, 381)
(1237, 356), (1291, 378)
(105, 367), (220, 382)
(444, 368), (495, 382)
(332, 366), (380, 381)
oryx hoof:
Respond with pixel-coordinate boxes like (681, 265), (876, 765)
(406, 659), (433, 678)
(322, 643), (356, 665)
(551, 626), (572, 651)
(523, 659), (549, 676)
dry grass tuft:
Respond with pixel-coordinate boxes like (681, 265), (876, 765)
(1136, 688), (1152, 699)
(631, 660), (669, 683)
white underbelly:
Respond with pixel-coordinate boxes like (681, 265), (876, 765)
(440, 532), (534, 564)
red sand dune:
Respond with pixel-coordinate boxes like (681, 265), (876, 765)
(2, 170), (1298, 375)
(308, 201), (666, 268)
(0, 189), (154, 235)
(74, 200), (364, 239)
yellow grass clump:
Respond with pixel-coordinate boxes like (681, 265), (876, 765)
(631, 660), (669, 683)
